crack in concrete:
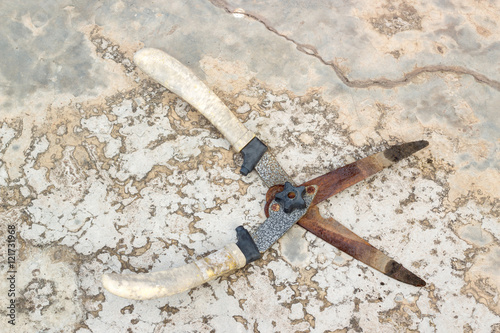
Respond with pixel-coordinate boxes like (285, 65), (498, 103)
(208, 0), (500, 92)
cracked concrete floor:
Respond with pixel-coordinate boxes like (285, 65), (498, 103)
(1, 0), (499, 332)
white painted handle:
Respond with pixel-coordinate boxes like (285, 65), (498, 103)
(134, 48), (255, 152)
(102, 243), (246, 300)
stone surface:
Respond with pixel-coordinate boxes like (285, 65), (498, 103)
(1, 0), (499, 332)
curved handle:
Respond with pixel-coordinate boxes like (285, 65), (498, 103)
(134, 48), (255, 152)
(102, 243), (247, 300)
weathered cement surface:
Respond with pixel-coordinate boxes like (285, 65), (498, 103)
(1, 0), (499, 332)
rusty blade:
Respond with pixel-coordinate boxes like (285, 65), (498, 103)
(301, 206), (426, 286)
(303, 140), (429, 206)
(265, 141), (429, 212)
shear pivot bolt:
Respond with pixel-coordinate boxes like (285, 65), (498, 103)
(275, 182), (306, 214)
(271, 203), (281, 212)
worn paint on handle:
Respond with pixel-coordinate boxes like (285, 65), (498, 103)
(102, 243), (247, 300)
(134, 48), (255, 152)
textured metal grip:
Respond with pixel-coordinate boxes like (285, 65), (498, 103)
(134, 48), (255, 152)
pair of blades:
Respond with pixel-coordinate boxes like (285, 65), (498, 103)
(262, 141), (428, 287)
(102, 48), (427, 300)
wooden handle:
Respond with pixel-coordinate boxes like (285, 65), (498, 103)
(102, 243), (247, 300)
(134, 48), (255, 152)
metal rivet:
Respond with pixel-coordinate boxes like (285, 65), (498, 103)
(271, 203), (280, 212)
